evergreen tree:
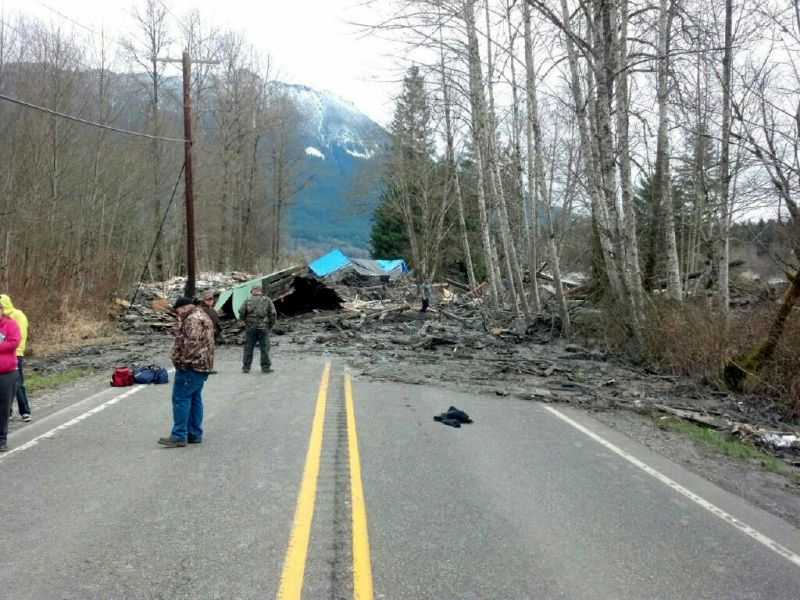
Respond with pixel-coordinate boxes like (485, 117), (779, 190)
(380, 66), (447, 279)
(370, 188), (409, 258)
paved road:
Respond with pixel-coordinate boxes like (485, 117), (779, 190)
(2, 348), (799, 599)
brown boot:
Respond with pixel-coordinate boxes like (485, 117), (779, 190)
(157, 436), (187, 448)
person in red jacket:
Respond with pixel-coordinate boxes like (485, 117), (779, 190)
(0, 303), (21, 451)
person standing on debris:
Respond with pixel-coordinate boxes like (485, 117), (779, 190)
(158, 296), (215, 448)
(420, 278), (432, 313)
(240, 285), (277, 374)
(0, 303), (21, 452)
(200, 290), (222, 341)
(0, 295), (30, 422)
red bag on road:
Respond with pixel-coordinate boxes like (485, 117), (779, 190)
(111, 367), (134, 387)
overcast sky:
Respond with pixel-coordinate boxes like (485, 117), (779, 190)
(1, 0), (399, 125)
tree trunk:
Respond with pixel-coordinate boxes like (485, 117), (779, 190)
(464, 0), (500, 309)
(655, 0), (682, 301)
(480, 6), (530, 319)
(725, 266), (800, 390)
(151, 54), (164, 282)
(522, 1), (542, 312)
(718, 0), (734, 314)
(616, 0), (645, 313)
(506, 1), (529, 254)
(555, 0), (644, 351)
(437, 9), (473, 290)
(524, 0), (568, 330)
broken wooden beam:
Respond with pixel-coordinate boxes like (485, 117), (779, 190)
(653, 260), (745, 290)
(652, 403), (731, 429)
(442, 277), (470, 291)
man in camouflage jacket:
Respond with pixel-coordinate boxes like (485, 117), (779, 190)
(158, 296), (215, 448)
(239, 285), (277, 373)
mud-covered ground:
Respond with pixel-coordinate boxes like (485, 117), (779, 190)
(12, 310), (800, 529)
(284, 307), (800, 528)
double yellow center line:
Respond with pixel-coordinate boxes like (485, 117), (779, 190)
(277, 362), (373, 600)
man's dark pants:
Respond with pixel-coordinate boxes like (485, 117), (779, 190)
(243, 326), (270, 371)
(0, 370), (20, 445)
(15, 356), (31, 416)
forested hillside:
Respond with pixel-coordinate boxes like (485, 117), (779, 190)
(366, 0), (800, 412)
(1, 0), (799, 411)
(0, 5), (385, 317)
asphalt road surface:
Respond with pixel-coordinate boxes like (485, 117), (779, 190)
(2, 349), (799, 599)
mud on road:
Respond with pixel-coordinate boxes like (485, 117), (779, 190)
(281, 307), (800, 529)
(13, 311), (800, 530)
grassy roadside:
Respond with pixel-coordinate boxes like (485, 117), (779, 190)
(654, 414), (800, 485)
(26, 367), (96, 393)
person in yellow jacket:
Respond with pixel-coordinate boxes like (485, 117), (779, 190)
(0, 295), (30, 421)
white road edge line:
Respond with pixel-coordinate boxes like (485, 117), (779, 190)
(543, 405), (800, 569)
(0, 385), (147, 461)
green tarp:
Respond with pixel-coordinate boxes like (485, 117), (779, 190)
(214, 278), (264, 319)
(213, 266), (300, 318)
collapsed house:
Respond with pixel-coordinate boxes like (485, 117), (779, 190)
(118, 249), (408, 334)
(213, 266), (343, 318)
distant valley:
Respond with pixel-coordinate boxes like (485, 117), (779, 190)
(278, 84), (388, 254)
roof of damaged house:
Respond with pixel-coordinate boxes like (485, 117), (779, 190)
(350, 258), (406, 280)
(309, 249), (351, 277)
(309, 249), (408, 279)
(214, 266), (303, 318)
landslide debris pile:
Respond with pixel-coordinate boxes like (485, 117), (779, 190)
(115, 272), (255, 333)
(115, 269), (344, 345)
(111, 270), (799, 462)
(280, 276), (800, 463)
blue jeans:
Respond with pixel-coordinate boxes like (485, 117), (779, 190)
(16, 356), (31, 416)
(243, 327), (270, 371)
(170, 369), (209, 441)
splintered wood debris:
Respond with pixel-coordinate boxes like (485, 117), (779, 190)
(112, 271), (799, 461)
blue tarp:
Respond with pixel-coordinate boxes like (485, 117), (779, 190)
(309, 249), (352, 277)
(376, 259), (408, 273)
(309, 249), (408, 278)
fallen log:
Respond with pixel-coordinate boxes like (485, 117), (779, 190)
(442, 277), (470, 292)
(306, 311), (361, 324)
(536, 272), (581, 288)
(439, 309), (472, 322)
(410, 335), (458, 350)
(652, 403), (731, 429)
(364, 304), (412, 320)
(463, 282), (488, 298)
(653, 260), (745, 291)
(305, 303), (412, 324)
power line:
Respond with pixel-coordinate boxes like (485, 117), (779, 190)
(31, 0), (104, 38)
(28, 0), (130, 56)
(128, 161), (187, 309)
(154, 0), (183, 29)
(0, 17), (106, 73)
(0, 92), (186, 143)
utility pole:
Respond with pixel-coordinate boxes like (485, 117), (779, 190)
(156, 51), (219, 298)
(181, 50), (197, 298)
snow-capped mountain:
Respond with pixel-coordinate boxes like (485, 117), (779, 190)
(283, 83), (383, 160)
(2, 60), (389, 253)
(278, 83), (388, 252)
